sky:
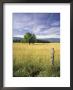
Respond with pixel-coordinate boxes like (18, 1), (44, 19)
(13, 13), (60, 39)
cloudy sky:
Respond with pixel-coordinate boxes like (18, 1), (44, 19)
(13, 13), (60, 39)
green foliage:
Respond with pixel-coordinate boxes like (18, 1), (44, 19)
(24, 33), (36, 44)
(13, 60), (42, 77)
(13, 58), (60, 77)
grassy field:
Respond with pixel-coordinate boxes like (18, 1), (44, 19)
(13, 43), (60, 77)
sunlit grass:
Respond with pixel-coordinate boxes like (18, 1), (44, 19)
(13, 43), (60, 77)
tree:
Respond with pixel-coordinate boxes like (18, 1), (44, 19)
(24, 33), (36, 44)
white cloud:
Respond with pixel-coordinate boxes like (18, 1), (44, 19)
(13, 35), (24, 38)
(34, 26), (60, 36)
(36, 34), (60, 39)
(51, 21), (60, 26)
(13, 13), (60, 38)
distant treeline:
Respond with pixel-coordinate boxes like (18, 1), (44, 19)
(13, 39), (50, 43)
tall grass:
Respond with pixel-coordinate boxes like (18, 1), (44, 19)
(13, 43), (60, 77)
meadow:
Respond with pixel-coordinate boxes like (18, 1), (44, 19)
(13, 43), (60, 77)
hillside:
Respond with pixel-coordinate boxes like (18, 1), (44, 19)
(13, 37), (60, 43)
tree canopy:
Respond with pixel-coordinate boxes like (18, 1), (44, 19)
(24, 33), (36, 44)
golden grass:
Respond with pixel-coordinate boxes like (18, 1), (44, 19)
(13, 43), (60, 77)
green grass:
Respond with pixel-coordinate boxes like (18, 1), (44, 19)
(13, 43), (60, 77)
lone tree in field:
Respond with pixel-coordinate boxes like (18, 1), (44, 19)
(24, 33), (36, 44)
